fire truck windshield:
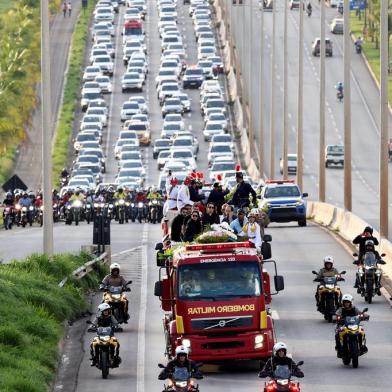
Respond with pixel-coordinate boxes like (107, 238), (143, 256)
(178, 262), (261, 300)
(124, 26), (142, 35)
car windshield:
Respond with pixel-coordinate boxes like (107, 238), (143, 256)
(174, 139), (191, 146)
(211, 145), (231, 152)
(265, 186), (301, 198)
(173, 150), (192, 158)
(84, 92), (101, 99)
(207, 123), (223, 130)
(155, 140), (170, 146)
(213, 136), (231, 143)
(288, 156), (297, 161)
(186, 69), (202, 75)
(274, 366), (291, 380)
(211, 162), (234, 171)
(328, 145), (344, 154)
(178, 262), (261, 300)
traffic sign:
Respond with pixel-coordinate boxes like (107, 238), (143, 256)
(350, 0), (367, 11)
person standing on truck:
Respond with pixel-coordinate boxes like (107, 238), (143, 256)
(182, 211), (202, 242)
(171, 206), (191, 242)
(229, 172), (257, 209)
(230, 208), (247, 233)
(239, 211), (262, 250)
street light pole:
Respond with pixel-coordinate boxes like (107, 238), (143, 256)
(297, 0), (304, 190)
(343, 0), (352, 211)
(248, 0), (254, 151)
(319, 0), (326, 201)
(259, 0), (265, 176)
(283, 0), (288, 179)
(269, 0), (276, 178)
(41, 0), (53, 255)
(379, 0), (389, 237)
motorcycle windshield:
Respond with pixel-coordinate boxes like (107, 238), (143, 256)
(173, 367), (190, 381)
(109, 286), (122, 295)
(323, 276), (337, 285)
(344, 316), (360, 327)
(97, 327), (113, 336)
(364, 252), (377, 268)
(273, 365), (291, 380)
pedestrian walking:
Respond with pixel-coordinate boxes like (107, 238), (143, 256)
(68, 1), (72, 16)
(62, 1), (67, 17)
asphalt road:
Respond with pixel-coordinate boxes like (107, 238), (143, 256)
(231, 0), (392, 232)
(13, 2), (82, 191)
(49, 1), (392, 392)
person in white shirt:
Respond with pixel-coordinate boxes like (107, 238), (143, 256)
(239, 211), (262, 250)
(177, 176), (194, 210)
(163, 177), (179, 215)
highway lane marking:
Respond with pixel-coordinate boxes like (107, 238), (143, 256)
(136, 225), (149, 392)
(111, 246), (142, 258)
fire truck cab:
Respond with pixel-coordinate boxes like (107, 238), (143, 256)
(154, 240), (284, 361)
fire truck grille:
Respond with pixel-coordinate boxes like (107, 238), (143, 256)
(191, 316), (253, 330)
(201, 341), (245, 350)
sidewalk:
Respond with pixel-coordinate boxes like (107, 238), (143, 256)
(13, 2), (82, 190)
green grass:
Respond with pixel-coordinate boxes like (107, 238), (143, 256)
(0, 0), (12, 13)
(0, 252), (108, 391)
(351, 12), (392, 101)
(52, 1), (95, 185)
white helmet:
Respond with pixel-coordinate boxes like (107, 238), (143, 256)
(324, 256), (334, 265)
(342, 294), (353, 303)
(110, 263), (120, 273)
(175, 345), (189, 357)
(273, 342), (287, 356)
(98, 303), (111, 315)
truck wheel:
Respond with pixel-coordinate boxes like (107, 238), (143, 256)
(325, 161), (329, 168)
(298, 219), (307, 227)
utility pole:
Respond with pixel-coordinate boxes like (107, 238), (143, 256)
(343, 0), (352, 211)
(248, 0), (254, 150)
(379, 0), (389, 237)
(319, 0), (326, 201)
(41, 0), (53, 255)
(269, 0), (276, 178)
(283, 0), (288, 179)
(297, 0), (304, 190)
(259, 0), (265, 176)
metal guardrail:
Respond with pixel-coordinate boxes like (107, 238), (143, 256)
(58, 250), (110, 288)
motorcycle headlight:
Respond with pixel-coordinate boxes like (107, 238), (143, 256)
(277, 379), (289, 386)
(138, 202), (144, 208)
(15, 204), (21, 210)
(73, 200), (82, 207)
(175, 381), (187, 388)
(40, 206), (44, 211)
(94, 203), (99, 208)
(100, 336), (111, 342)
(152, 199), (158, 204)
(131, 203), (135, 207)
(112, 294), (121, 299)
(29, 206), (34, 211)
(86, 204), (92, 209)
(67, 205), (71, 210)
(109, 204), (114, 208)
(53, 204), (57, 208)
(119, 199), (125, 205)
(115, 201), (119, 206)
(325, 284), (335, 289)
(348, 325), (359, 331)
(22, 207), (27, 212)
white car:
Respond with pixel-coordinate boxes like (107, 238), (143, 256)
(171, 136), (197, 155)
(207, 144), (234, 165)
(94, 75), (112, 93)
(124, 7), (143, 21)
(197, 46), (216, 61)
(94, 7), (114, 23)
(86, 108), (108, 127)
(83, 66), (102, 82)
(205, 112), (227, 130)
(92, 55), (114, 76)
(129, 96), (148, 113)
(163, 113), (184, 131)
(114, 139), (140, 158)
(120, 101), (141, 121)
(155, 68), (178, 86)
(121, 72), (143, 92)
(158, 82), (181, 103)
(203, 122), (225, 141)
(81, 81), (101, 95)
(160, 58), (182, 77)
(90, 48), (110, 64)
(279, 153), (298, 174)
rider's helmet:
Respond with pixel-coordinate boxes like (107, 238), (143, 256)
(75, 190), (80, 196)
(110, 263), (121, 274)
(364, 225), (373, 235)
(98, 302), (111, 317)
(324, 255), (334, 269)
(6, 192), (12, 199)
(273, 342), (288, 356)
(175, 345), (189, 359)
(151, 185), (157, 193)
(365, 240), (375, 251)
(342, 294), (353, 309)
(118, 187), (123, 193)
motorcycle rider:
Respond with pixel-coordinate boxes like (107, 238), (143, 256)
(114, 187), (127, 200)
(336, 82), (344, 100)
(3, 191), (14, 207)
(89, 303), (121, 367)
(61, 167), (69, 179)
(354, 239), (385, 294)
(306, 2), (312, 15)
(355, 36), (363, 52)
(335, 294), (369, 358)
(147, 186), (162, 201)
(100, 263), (130, 323)
(158, 345), (202, 386)
(353, 226), (379, 262)
(315, 256), (342, 310)
(70, 190), (85, 202)
(259, 342), (304, 378)
(19, 192), (33, 207)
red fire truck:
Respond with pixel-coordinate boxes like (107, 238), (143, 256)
(122, 19), (144, 44)
(154, 240), (284, 361)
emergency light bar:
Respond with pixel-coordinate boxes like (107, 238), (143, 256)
(265, 179), (295, 184)
(185, 242), (253, 252)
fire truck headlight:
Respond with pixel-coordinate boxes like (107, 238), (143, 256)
(254, 334), (264, 349)
(182, 339), (191, 348)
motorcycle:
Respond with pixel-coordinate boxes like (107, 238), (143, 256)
(355, 252), (386, 303)
(137, 201), (145, 223)
(87, 323), (122, 379)
(336, 309), (369, 368)
(60, 175), (69, 188)
(37, 206), (44, 227)
(104, 203), (115, 220)
(312, 271), (345, 322)
(115, 199), (128, 224)
(3, 206), (13, 230)
(355, 42), (362, 54)
(148, 199), (162, 224)
(158, 364), (203, 392)
(129, 202), (137, 222)
(262, 362), (304, 392)
(337, 91), (344, 102)
(101, 281), (132, 324)
(85, 202), (93, 224)
(66, 200), (83, 225)
(53, 203), (60, 222)
(306, 7), (312, 16)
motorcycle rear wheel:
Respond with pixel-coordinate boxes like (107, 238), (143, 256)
(101, 350), (109, 379)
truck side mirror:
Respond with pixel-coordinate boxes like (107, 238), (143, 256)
(154, 281), (162, 297)
(274, 275), (284, 292)
(155, 242), (164, 250)
(302, 192), (308, 197)
(297, 361), (304, 366)
(156, 251), (166, 267)
(312, 270), (317, 275)
(263, 234), (272, 242)
(261, 242), (272, 260)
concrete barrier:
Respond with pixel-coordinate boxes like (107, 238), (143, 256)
(339, 211), (369, 242)
(311, 202), (336, 226)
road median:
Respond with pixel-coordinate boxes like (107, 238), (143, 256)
(0, 252), (107, 391)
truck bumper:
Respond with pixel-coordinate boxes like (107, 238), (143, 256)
(175, 330), (274, 361)
(268, 205), (306, 223)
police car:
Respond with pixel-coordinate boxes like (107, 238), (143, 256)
(258, 180), (308, 226)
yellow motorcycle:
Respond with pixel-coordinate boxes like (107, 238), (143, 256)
(312, 271), (345, 322)
(101, 281), (132, 324)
